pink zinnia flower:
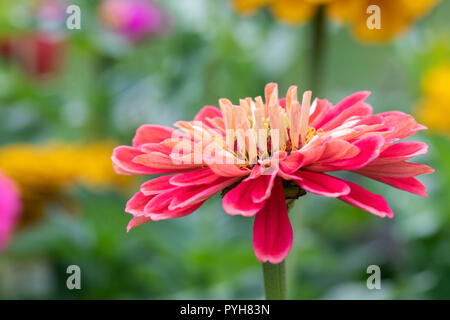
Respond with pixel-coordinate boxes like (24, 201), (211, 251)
(0, 171), (21, 252)
(99, 0), (167, 42)
(112, 83), (434, 263)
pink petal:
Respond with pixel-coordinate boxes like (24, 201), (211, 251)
(334, 91), (371, 114)
(253, 177), (293, 264)
(133, 152), (199, 171)
(317, 135), (384, 171)
(374, 142), (428, 164)
(314, 91), (371, 128)
(146, 201), (205, 221)
(309, 98), (332, 128)
(145, 189), (176, 212)
(169, 168), (220, 186)
(140, 175), (176, 195)
(127, 216), (151, 232)
(132, 124), (174, 147)
(223, 175), (267, 217)
(355, 161), (435, 178)
(380, 112), (424, 141)
(112, 146), (167, 175)
(251, 166), (278, 203)
(279, 151), (304, 174)
(140, 142), (173, 155)
(338, 180), (394, 218)
(143, 189), (206, 221)
(279, 97), (287, 109)
(193, 106), (222, 123)
(360, 174), (428, 197)
(290, 170), (350, 197)
(169, 177), (239, 209)
(207, 162), (250, 177)
(298, 136), (328, 167)
(321, 102), (372, 131)
(316, 139), (360, 163)
(125, 191), (154, 216)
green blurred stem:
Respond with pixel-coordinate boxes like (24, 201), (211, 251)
(262, 260), (286, 300)
(310, 5), (326, 96)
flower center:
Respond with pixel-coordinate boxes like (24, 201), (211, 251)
(218, 83), (317, 166)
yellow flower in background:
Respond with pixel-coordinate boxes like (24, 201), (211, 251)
(232, 0), (440, 42)
(415, 64), (450, 135)
(0, 141), (132, 227)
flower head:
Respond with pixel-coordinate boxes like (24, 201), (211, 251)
(232, 0), (440, 42)
(113, 83), (433, 263)
(415, 63), (450, 135)
(99, 0), (167, 42)
(0, 171), (21, 252)
(0, 32), (65, 79)
(0, 141), (131, 228)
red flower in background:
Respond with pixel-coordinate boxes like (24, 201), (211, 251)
(0, 33), (65, 79)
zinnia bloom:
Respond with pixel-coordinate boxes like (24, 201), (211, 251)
(112, 83), (433, 263)
(0, 141), (131, 227)
(99, 0), (167, 42)
(232, 0), (440, 42)
(415, 63), (450, 135)
(0, 171), (21, 252)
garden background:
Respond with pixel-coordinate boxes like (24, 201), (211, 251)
(0, 0), (449, 299)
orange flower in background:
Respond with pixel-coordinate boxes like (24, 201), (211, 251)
(0, 142), (132, 228)
(415, 63), (450, 135)
(232, 0), (441, 42)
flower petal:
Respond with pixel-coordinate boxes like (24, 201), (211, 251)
(133, 152), (198, 171)
(169, 177), (239, 209)
(147, 201), (205, 221)
(112, 146), (167, 175)
(355, 161), (435, 177)
(251, 166), (278, 203)
(315, 91), (371, 128)
(360, 174), (428, 198)
(132, 124), (174, 147)
(321, 102), (373, 131)
(222, 173), (269, 217)
(314, 135), (384, 171)
(169, 168), (220, 186)
(290, 170), (350, 197)
(140, 175), (176, 195)
(279, 151), (304, 174)
(194, 106), (223, 123)
(374, 141), (428, 164)
(253, 177), (293, 264)
(338, 180), (394, 218)
(127, 216), (151, 232)
(125, 191), (154, 216)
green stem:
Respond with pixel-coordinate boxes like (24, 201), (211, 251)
(262, 260), (286, 300)
(310, 5), (327, 96)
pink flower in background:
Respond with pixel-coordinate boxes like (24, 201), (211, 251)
(99, 0), (167, 42)
(112, 83), (433, 263)
(36, 0), (67, 24)
(0, 171), (21, 252)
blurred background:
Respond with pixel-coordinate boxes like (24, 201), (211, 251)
(0, 0), (449, 299)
